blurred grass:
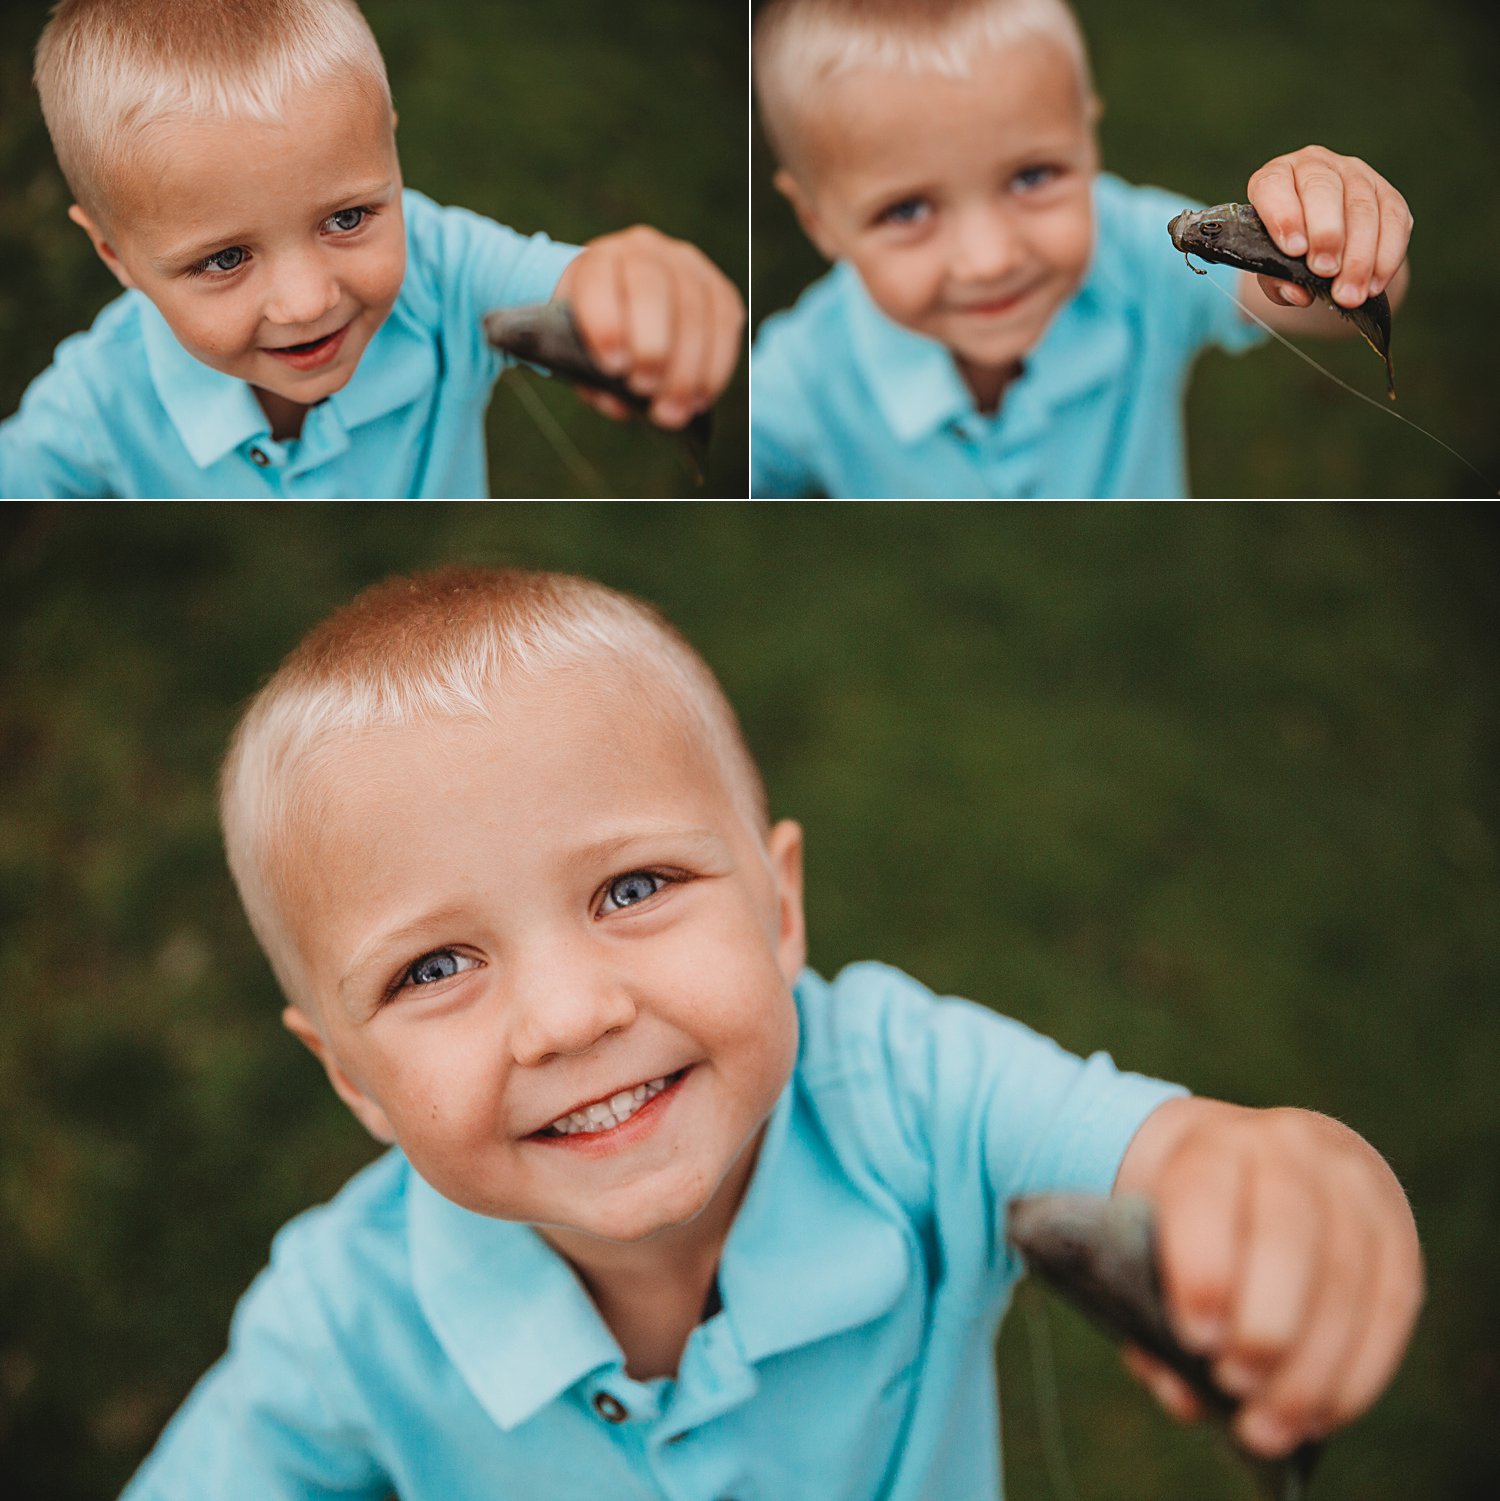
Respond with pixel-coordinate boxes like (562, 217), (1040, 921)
(0, 0), (745, 497)
(751, 0), (1500, 497)
(1, 503), (1497, 1499)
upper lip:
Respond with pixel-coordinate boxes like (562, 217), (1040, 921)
(527, 1067), (683, 1135)
(265, 321), (349, 352)
(951, 285), (1035, 312)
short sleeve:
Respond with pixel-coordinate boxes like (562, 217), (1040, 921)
(118, 1227), (390, 1501)
(400, 190), (581, 386)
(1098, 177), (1267, 365)
(811, 962), (1187, 1276)
(0, 361), (117, 499)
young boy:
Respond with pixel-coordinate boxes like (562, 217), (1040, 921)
(0, 0), (743, 498)
(119, 563), (1422, 1499)
(750, 0), (1414, 498)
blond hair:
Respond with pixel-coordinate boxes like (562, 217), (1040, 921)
(753, 0), (1093, 173)
(220, 567), (770, 1001)
(34, 0), (391, 223)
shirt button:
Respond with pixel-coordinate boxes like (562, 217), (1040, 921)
(591, 1391), (628, 1423)
(249, 446), (271, 467)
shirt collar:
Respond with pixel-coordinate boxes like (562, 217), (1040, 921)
(405, 974), (911, 1432)
(840, 212), (1135, 449)
(140, 296), (270, 468)
(717, 1024), (912, 1365)
(139, 289), (436, 471)
(407, 1170), (620, 1433)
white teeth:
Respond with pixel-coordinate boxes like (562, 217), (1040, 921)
(543, 1073), (675, 1136)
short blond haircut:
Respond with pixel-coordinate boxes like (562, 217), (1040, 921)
(220, 567), (770, 1002)
(34, 0), (391, 223)
(753, 0), (1093, 175)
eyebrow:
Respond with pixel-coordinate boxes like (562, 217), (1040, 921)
(156, 180), (397, 270)
(336, 901), (476, 1013)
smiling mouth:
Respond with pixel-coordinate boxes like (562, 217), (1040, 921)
(533, 1068), (689, 1138)
(273, 329), (340, 354)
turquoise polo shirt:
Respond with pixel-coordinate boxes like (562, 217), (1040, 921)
(119, 962), (1183, 1501)
(751, 174), (1265, 498)
(0, 190), (578, 499)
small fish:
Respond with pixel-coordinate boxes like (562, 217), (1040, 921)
(483, 300), (712, 482)
(1167, 202), (1395, 399)
(1007, 1193), (1321, 1501)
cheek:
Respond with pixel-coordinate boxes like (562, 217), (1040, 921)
(159, 293), (259, 358)
(353, 235), (407, 311)
(855, 248), (940, 320)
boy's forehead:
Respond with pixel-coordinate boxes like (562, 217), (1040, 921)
(791, 30), (1092, 191)
(105, 76), (397, 241)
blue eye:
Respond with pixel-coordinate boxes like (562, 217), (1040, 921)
(878, 198), (930, 228)
(404, 949), (476, 987)
(601, 871), (665, 913)
(1014, 165), (1059, 192)
(325, 206), (368, 234)
(192, 245), (248, 276)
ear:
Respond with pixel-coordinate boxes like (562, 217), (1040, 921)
(765, 818), (807, 983)
(774, 168), (840, 263)
(282, 1005), (397, 1145)
(67, 204), (137, 291)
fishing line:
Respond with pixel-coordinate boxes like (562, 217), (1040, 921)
(1195, 270), (1497, 493)
(1019, 1280), (1083, 1501)
(504, 374), (615, 498)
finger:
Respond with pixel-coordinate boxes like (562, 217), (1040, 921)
(1331, 172), (1381, 307)
(566, 246), (630, 378)
(1247, 156), (1309, 256)
(1232, 1189), (1375, 1456)
(651, 254), (712, 429)
(1215, 1158), (1323, 1407)
(1325, 1214), (1424, 1428)
(1257, 274), (1314, 309)
(1292, 153), (1352, 282)
(1122, 1346), (1207, 1425)
(619, 251), (674, 404)
(700, 273), (746, 409)
(572, 386), (636, 423)
(1155, 1132), (1249, 1357)
(1370, 189), (1413, 297)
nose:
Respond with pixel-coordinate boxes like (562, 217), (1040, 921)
(262, 250), (340, 329)
(950, 201), (1022, 283)
(508, 945), (638, 1068)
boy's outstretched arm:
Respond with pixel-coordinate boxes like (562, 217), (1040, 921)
(551, 227), (745, 431)
(1236, 144), (1413, 335)
(1113, 1095), (1424, 1459)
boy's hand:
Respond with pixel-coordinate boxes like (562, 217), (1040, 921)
(1246, 145), (1413, 310)
(1115, 1097), (1424, 1459)
(552, 226), (744, 430)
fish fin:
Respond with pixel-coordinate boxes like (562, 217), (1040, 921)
(1339, 292), (1396, 400)
(676, 409), (713, 485)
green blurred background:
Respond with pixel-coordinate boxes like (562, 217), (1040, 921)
(0, 0), (745, 497)
(2, 503), (1497, 1500)
(751, 0), (1500, 498)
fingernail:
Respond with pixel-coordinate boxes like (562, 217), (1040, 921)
(1215, 1359), (1260, 1398)
(1177, 1313), (1224, 1354)
(1236, 1409), (1294, 1457)
(653, 400), (687, 428)
(1284, 232), (1308, 255)
(1310, 253), (1339, 276)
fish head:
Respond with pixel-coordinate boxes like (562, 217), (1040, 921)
(483, 302), (568, 365)
(1167, 202), (1276, 266)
